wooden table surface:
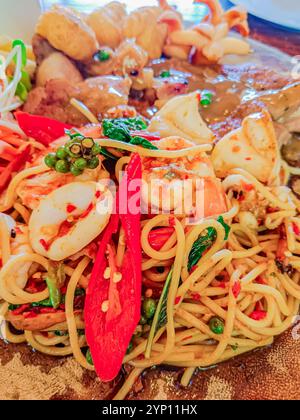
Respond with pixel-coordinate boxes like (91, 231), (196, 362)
(222, 0), (300, 56)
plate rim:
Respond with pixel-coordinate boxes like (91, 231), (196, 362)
(230, 0), (300, 31)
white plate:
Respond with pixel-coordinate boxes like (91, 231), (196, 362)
(231, 0), (300, 31)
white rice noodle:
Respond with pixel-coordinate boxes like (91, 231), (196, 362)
(0, 45), (23, 115)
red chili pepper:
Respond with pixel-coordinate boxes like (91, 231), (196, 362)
(255, 276), (267, 285)
(23, 311), (38, 319)
(25, 278), (46, 294)
(15, 112), (72, 147)
(174, 296), (181, 305)
(12, 304), (30, 315)
(277, 237), (288, 262)
(39, 307), (63, 314)
(293, 223), (300, 236)
(39, 239), (50, 252)
(249, 310), (267, 321)
(0, 146), (31, 194)
(148, 227), (174, 251)
(241, 181), (254, 192)
(67, 204), (77, 213)
(232, 281), (241, 299)
(130, 131), (160, 141)
(85, 153), (142, 382)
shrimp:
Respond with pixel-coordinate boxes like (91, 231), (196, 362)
(141, 136), (227, 218)
(0, 214), (32, 289)
(29, 181), (113, 261)
(16, 125), (109, 210)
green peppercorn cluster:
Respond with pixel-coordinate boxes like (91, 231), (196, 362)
(45, 131), (101, 176)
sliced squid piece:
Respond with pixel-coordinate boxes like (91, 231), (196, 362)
(211, 109), (280, 184)
(148, 92), (214, 144)
(29, 181), (113, 261)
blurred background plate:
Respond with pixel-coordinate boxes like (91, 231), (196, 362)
(0, 0), (41, 43)
(230, 0), (300, 31)
(40, 0), (209, 23)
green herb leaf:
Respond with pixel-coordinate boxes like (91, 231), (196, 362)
(8, 304), (20, 311)
(97, 50), (111, 62)
(188, 227), (217, 272)
(130, 136), (159, 150)
(160, 70), (171, 78)
(31, 298), (53, 308)
(55, 330), (69, 337)
(102, 119), (132, 142)
(145, 268), (174, 358)
(102, 117), (148, 143)
(217, 216), (231, 240)
(188, 217), (231, 271)
(100, 147), (118, 161)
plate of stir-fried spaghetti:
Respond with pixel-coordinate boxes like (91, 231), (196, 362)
(0, 0), (300, 401)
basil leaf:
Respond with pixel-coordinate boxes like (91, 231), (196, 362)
(217, 216), (231, 240)
(188, 228), (217, 272)
(102, 117), (148, 143)
(102, 119), (131, 142)
(130, 136), (159, 150)
(188, 217), (231, 272)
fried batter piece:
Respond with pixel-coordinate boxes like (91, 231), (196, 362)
(87, 1), (127, 49)
(35, 5), (99, 61)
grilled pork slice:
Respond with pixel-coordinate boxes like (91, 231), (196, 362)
(23, 76), (132, 126)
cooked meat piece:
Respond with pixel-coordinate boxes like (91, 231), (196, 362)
(7, 311), (67, 331)
(289, 175), (300, 199)
(84, 39), (149, 79)
(36, 52), (83, 86)
(23, 76), (132, 126)
(84, 48), (116, 77)
(221, 64), (294, 91)
(282, 134), (300, 167)
(35, 5), (99, 61)
(210, 100), (268, 141)
(32, 34), (57, 65)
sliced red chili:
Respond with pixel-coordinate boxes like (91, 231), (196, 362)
(85, 153), (142, 382)
(15, 112), (72, 147)
(0, 146), (31, 194)
(249, 310), (267, 321)
(148, 227), (174, 251)
(232, 281), (241, 299)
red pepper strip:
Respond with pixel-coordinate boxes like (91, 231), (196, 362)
(232, 281), (241, 299)
(15, 112), (72, 147)
(130, 131), (161, 141)
(0, 146), (31, 194)
(85, 153), (142, 382)
(148, 227), (174, 251)
(249, 310), (267, 321)
(277, 238), (288, 261)
(12, 304), (30, 315)
(293, 222), (300, 236)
